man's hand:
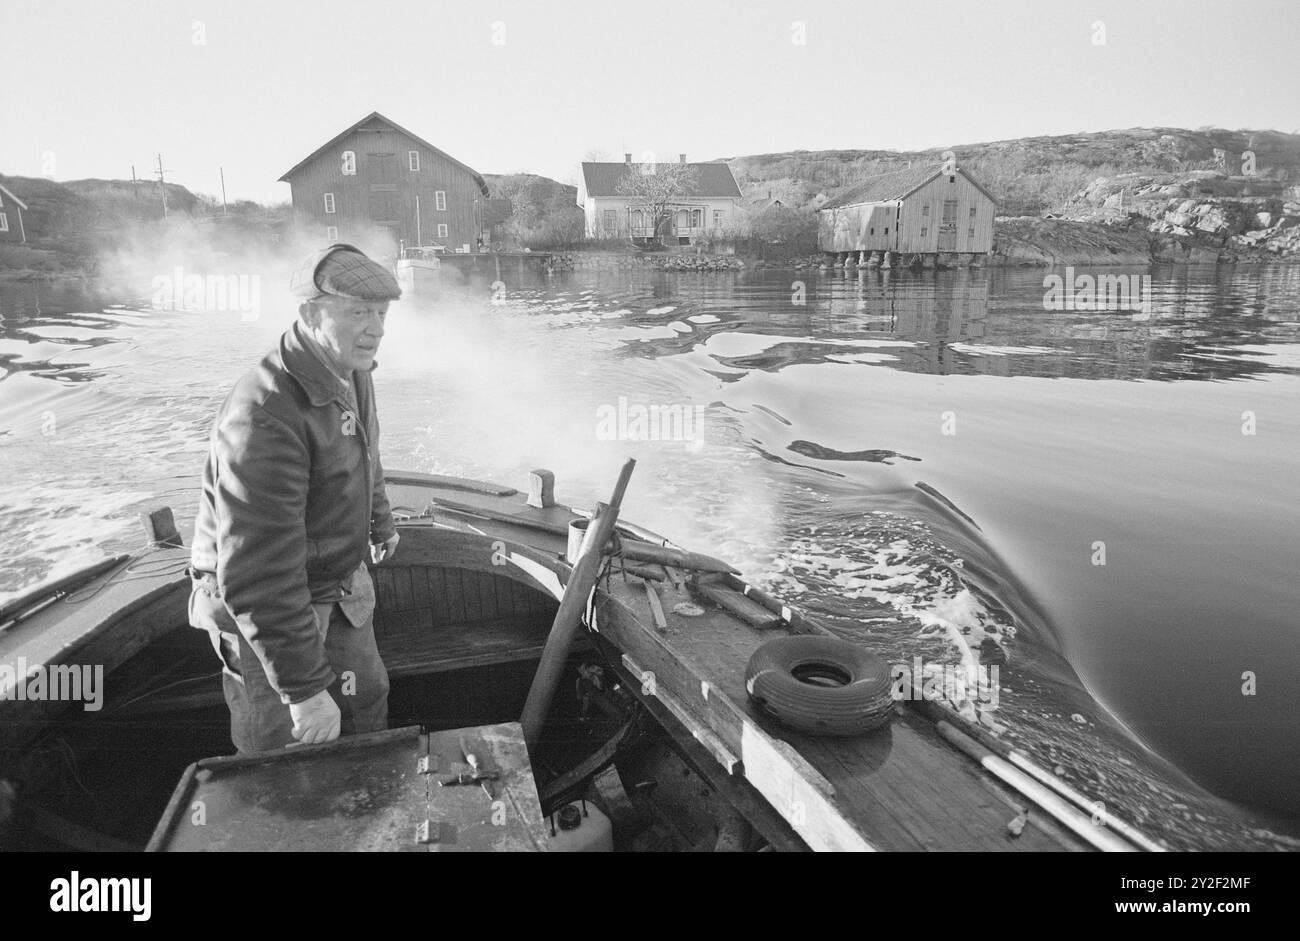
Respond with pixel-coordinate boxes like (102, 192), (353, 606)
(289, 689), (341, 745)
(370, 532), (400, 565)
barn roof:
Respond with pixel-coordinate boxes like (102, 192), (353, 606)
(278, 111), (489, 196)
(0, 183), (29, 211)
(581, 162), (742, 199)
(821, 164), (996, 209)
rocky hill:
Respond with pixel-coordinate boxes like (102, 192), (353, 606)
(723, 128), (1300, 264)
(720, 127), (1300, 217)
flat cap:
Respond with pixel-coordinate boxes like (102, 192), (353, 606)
(290, 243), (402, 300)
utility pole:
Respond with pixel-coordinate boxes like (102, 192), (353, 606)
(219, 167), (228, 216)
(154, 153), (170, 219)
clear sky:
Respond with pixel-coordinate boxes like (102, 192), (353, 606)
(3, 0), (1296, 203)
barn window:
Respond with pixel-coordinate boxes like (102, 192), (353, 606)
(324, 193), (336, 214)
(326, 226), (338, 241)
(435, 191), (447, 211)
(969, 207), (977, 218)
(884, 227), (889, 235)
(437, 223), (449, 238)
(922, 205), (930, 216)
(921, 227), (928, 237)
(869, 227), (874, 235)
(968, 227), (975, 238)
(341, 151), (356, 175)
(408, 151), (420, 171)
(0, 213), (8, 232)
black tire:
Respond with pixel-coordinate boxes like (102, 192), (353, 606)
(744, 636), (893, 736)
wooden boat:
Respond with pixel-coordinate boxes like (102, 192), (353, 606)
(0, 469), (1163, 852)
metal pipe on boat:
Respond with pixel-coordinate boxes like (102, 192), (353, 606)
(910, 695), (1164, 852)
(907, 693), (1163, 851)
(1001, 748), (1166, 852)
(935, 721), (1137, 852)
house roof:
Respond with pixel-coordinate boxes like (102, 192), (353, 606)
(748, 196), (784, 210)
(278, 111), (489, 196)
(581, 162), (742, 199)
(0, 183), (29, 211)
(820, 164), (997, 209)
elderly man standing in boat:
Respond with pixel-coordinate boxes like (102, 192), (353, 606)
(188, 243), (401, 753)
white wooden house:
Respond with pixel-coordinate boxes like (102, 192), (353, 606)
(579, 155), (741, 243)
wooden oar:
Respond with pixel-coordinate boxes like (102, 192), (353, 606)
(520, 459), (636, 753)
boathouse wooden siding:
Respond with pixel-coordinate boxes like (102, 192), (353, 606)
(279, 112), (490, 255)
(818, 165), (996, 257)
(0, 183), (29, 244)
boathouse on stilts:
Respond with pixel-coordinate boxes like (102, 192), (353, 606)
(816, 161), (996, 270)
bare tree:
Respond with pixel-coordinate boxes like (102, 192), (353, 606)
(614, 161), (701, 245)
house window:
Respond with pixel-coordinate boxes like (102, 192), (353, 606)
(326, 226), (338, 241)
(869, 227), (874, 236)
(603, 210), (617, 232)
(408, 151), (420, 171)
(341, 151), (356, 175)
(435, 191), (447, 211)
(691, 209), (701, 227)
(324, 193), (336, 214)
(714, 210), (723, 227)
(921, 227), (928, 237)
(437, 223), (449, 238)
(0, 213), (8, 232)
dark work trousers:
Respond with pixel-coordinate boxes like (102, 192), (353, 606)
(188, 568), (390, 754)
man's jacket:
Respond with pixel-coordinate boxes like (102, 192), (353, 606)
(190, 320), (396, 703)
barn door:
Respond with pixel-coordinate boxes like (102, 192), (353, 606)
(938, 199), (958, 251)
(366, 152), (401, 250)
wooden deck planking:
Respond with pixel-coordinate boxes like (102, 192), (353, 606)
(593, 577), (1076, 851)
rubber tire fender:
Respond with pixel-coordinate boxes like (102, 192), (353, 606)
(744, 636), (893, 736)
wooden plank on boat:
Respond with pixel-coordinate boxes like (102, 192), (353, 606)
(603, 651), (810, 853)
(589, 584), (1085, 852)
(738, 720), (876, 852)
(622, 652), (740, 774)
(693, 576), (782, 629)
(385, 470), (518, 497)
(642, 580), (668, 632)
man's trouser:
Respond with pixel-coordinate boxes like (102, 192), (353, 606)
(187, 566), (390, 754)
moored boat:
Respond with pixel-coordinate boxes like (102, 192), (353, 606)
(0, 469), (1163, 852)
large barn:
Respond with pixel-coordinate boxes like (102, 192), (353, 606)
(818, 163), (996, 266)
(279, 112), (491, 256)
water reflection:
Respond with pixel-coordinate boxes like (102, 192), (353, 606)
(550, 265), (1300, 383)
